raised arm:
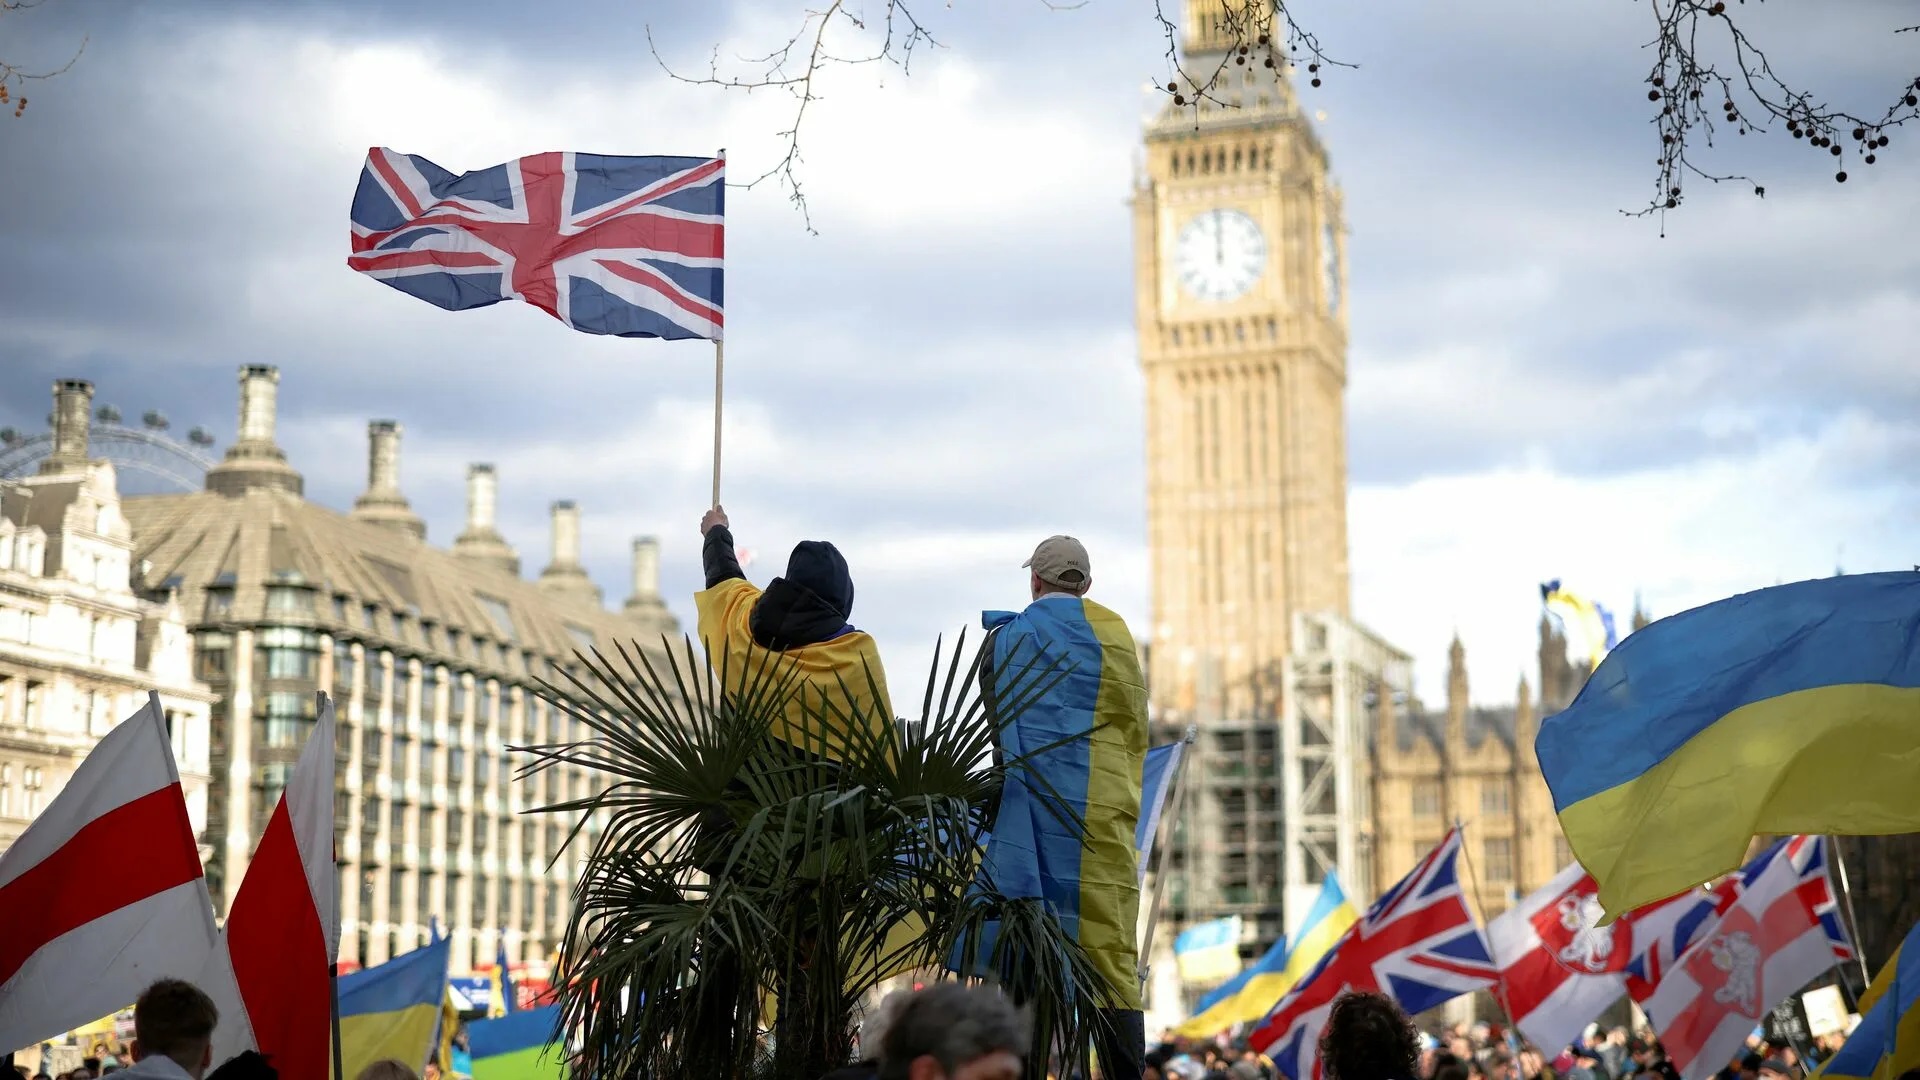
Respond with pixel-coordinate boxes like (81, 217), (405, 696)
(700, 505), (745, 588)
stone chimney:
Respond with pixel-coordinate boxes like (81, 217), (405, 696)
(538, 500), (602, 606)
(205, 365), (304, 497)
(452, 463), (520, 576)
(40, 379), (94, 474)
(349, 420), (426, 540)
(623, 535), (675, 632)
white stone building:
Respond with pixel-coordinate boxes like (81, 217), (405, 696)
(0, 379), (216, 860)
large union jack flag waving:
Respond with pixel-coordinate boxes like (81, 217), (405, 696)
(348, 147), (723, 341)
(1250, 828), (1498, 1080)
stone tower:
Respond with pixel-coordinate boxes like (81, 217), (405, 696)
(1136, 0), (1351, 726)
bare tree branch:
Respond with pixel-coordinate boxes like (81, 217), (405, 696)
(659, 1), (1919, 229)
(1, 0), (85, 120)
(648, 0), (939, 233)
(1633, 0), (1920, 228)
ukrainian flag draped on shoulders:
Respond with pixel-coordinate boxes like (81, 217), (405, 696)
(1536, 571), (1920, 917)
(1176, 873), (1360, 1037)
(970, 594), (1149, 1009)
(337, 934), (451, 1080)
(1816, 916), (1920, 1080)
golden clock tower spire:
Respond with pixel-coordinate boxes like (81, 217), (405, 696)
(1135, 7), (1350, 728)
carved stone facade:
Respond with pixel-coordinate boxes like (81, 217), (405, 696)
(0, 379), (216, 862)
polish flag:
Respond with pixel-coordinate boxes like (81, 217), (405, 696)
(199, 693), (338, 1078)
(0, 695), (220, 1050)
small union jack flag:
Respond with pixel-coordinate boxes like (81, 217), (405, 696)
(1250, 828), (1497, 1080)
(348, 147), (723, 341)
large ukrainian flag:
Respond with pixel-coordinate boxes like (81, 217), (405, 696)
(974, 595), (1148, 1009)
(469, 1004), (567, 1080)
(1536, 571), (1920, 917)
(1815, 917), (1920, 1080)
(1175, 873), (1359, 1037)
(336, 935), (451, 1080)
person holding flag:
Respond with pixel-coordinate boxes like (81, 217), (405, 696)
(695, 505), (893, 762)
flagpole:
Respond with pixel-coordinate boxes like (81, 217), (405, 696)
(1826, 835), (1874, 983)
(330, 963), (345, 1080)
(711, 146), (727, 510)
(1137, 725), (1199, 968)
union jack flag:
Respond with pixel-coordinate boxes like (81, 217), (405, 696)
(1250, 828), (1497, 1080)
(348, 147), (723, 341)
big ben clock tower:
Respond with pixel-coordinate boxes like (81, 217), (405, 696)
(1136, 0), (1355, 956)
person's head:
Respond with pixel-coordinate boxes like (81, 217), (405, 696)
(353, 1062), (420, 1080)
(1319, 991), (1420, 1080)
(1485, 1050), (1515, 1080)
(1757, 1060), (1793, 1080)
(785, 540), (855, 616)
(1435, 1063), (1471, 1080)
(1629, 1038), (1659, 1066)
(860, 990), (914, 1063)
(878, 982), (1030, 1080)
(1024, 536), (1091, 600)
(131, 979), (219, 1080)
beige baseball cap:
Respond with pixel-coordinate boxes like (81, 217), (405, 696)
(1023, 535), (1091, 590)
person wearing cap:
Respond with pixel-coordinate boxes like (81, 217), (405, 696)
(696, 505), (894, 762)
(972, 534), (1150, 1080)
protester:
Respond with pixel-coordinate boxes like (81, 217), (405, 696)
(877, 983), (1029, 1080)
(353, 1063), (419, 1080)
(1315, 991), (1421, 1080)
(821, 990), (914, 1080)
(974, 535), (1150, 1079)
(116, 980), (218, 1080)
(696, 505), (894, 761)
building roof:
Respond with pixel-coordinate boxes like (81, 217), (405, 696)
(122, 487), (676, 664)
(1393, 703), (1519, 755)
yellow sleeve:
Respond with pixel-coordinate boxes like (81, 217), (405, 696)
(694, 578), (760, 660)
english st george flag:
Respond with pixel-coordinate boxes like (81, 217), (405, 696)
(348, 147), (724, 341)
(0, 696), (220, 1049)
(1250, 828), (1497, 1080)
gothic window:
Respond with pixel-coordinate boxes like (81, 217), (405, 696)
(1411, 779), (1442, 817)
(1482, 778), (1512, 816)
(0, 763), (11, 816)
(1484, 837), (1515, 882)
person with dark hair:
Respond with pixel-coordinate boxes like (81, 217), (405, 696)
(1319, 992), (1420, 1080)
(697, 506), (894, 761)
(120, 980), (219, 1080)
(878, 983), (1030, 1080)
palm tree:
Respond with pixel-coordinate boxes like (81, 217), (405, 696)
(519, 631), (1130, 1079)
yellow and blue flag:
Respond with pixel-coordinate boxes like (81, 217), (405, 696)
(1175, 872), (1359, 1037)
(1173, 917), (1244, 985)
(971, 596), (1150, 1009)
(1536, 571), (1920, 917)
(337, 935), (451, 1080)
(469, 1003), (567, 1080)
(1540, 579), (1617, 671)
(1815, 917), (1920, 1080)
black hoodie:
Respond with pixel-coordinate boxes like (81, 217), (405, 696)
(704, 526), (856, 650)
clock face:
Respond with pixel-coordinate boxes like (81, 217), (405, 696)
(1322, 220), (1341, 314)
(1175, 208), (1266, 303)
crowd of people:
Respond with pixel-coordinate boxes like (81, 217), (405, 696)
(1133, 999), (1877, 1080)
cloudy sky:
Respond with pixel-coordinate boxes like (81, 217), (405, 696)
(3, 0), (1915, 706)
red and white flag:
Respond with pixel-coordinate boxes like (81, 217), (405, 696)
(198, 693), (337, 1079)
(1638, 837), (1842, 1080)
(1491, 862), (1708, 1053)
(0, 695), (219, 1049)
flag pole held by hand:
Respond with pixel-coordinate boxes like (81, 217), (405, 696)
(711, 146), (726, 510)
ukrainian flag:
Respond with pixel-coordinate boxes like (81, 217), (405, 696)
(1536, 571), (1920, 917)
(1173, 918), (1244, 985)
(1815, 917), (1920, 1080)
(973, 596), (1149, 1009)
(469, 1004), (567, 1080)
(1541, 580), (1617, 671)
(337, 935), (452, 1080)
(1175, 873), (1359, 1037)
